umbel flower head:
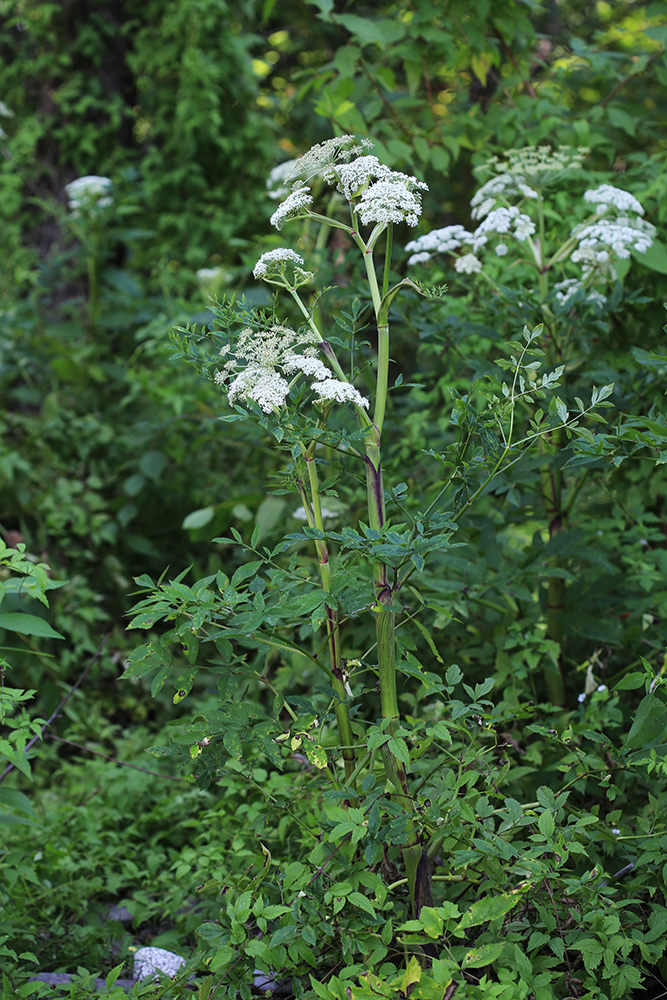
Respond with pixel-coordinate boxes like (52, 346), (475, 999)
(472, 145), (590, 219)
(405, 145), (654, 294)
(214, 325), (368, 413)
(253, 248), (314, 288)
(267, 135), (428, 232)
(65, 175), (113, 217)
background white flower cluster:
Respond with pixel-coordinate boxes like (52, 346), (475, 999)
(405, 145), (654, 307)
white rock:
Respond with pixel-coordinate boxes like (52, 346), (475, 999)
(133, 946), (186, 980)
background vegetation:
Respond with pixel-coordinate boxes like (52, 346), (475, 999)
(1, 0), (667, 997)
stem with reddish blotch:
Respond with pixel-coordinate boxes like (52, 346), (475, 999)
(303, 441), (357, 795)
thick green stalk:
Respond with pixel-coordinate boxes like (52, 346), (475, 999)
(303, 442), (357, 794)
(542, 440), (567, 707)
(360, 233), (429, 914)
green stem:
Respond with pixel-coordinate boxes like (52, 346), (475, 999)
(359, 231), (426, 913)
(301, 441), (357, 795)
(88, 253), (99, 333)
(541, 424), (567, 706)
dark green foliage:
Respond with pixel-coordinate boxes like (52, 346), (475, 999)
(1, 0), (667, 997)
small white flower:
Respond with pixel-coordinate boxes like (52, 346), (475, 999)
(611, 827), (621, 835)
(253, 248), (306, 280)
(554, 278), (607, 310)
(454, 253), (483, 275)
(270, 185), (313, 230)
(597, 684), (606, 692)
(336, 155), (390, 199)
(311, 378), (370, 408)
(65, 175), (113, 216)
(284, 354), (330, 380)
(584, 185), (645, 216)
(405, 224), (474, 263)
(470, 173), (538, 220)
(571, 216), (655, 273)
(472, 206), (536, 248)
(228, 367), (291, 413)
(577, 692), (586, 703)
(407, 251), (432, 265)
(197, 266), (224, 282)
(355, 176), (427, 227)
(495, 243), (509, 256)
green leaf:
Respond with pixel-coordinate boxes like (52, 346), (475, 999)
(419, 906), (444, 939)
(139, 451), (167, 481)
(303, 742), (328, 770)
(335, 13), (404, 46)
(173, 666), (198, 704)
(538, 811), (555, 838)
(0, 788), (38, 818)
(304, 0), (333, 14)
(182, 506), (215, 530)
(223, 729), (243, 760)
(614, 671), (646, 691)
(624, 692), (667, 751)
(387, 736), (411, 766)
(0, 613), (64, 640)
(462, 941), (504, 968)
(348, 891), (376, 916)
(456, 893), (518, 930)
(634, 239), (667, 275)
(254, 496), (286, 543)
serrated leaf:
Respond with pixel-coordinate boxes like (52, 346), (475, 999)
(462, 941), (504, 968)
(303, 742), (328, 769)
(456, 893), (517, 930)
(538, 811), (555, 838)
(349, 891), (376, 916)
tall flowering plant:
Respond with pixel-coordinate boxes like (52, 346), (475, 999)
(126, 137), (614, 975)
(404, 146), (656, 706)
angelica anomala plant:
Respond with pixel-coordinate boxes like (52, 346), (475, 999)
(62, 174), (115, 332)
(154, 134), (612, 931)
(405, 145), (657, 707)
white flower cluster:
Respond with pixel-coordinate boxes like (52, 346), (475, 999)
(196, 266), (229, 290)
(405, 206), (535, 270)
(471, 174), (538, 221)
(356, 176), (427, 227)
(270, 185), (313, 231)
(214, 325), (368, 413)
(65, 175), (113, 216)
(253, 248), (314, 286)
(405, 149), (654, 295)
(570, 185), (655, 280)
(293, 504), (339, 522)
(584, 184), (644, 216)
(473, 206), (536, 247)
(554, 278), (607, 310)
(471, 146), (589, 220)
(267, 135), (427, 232)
